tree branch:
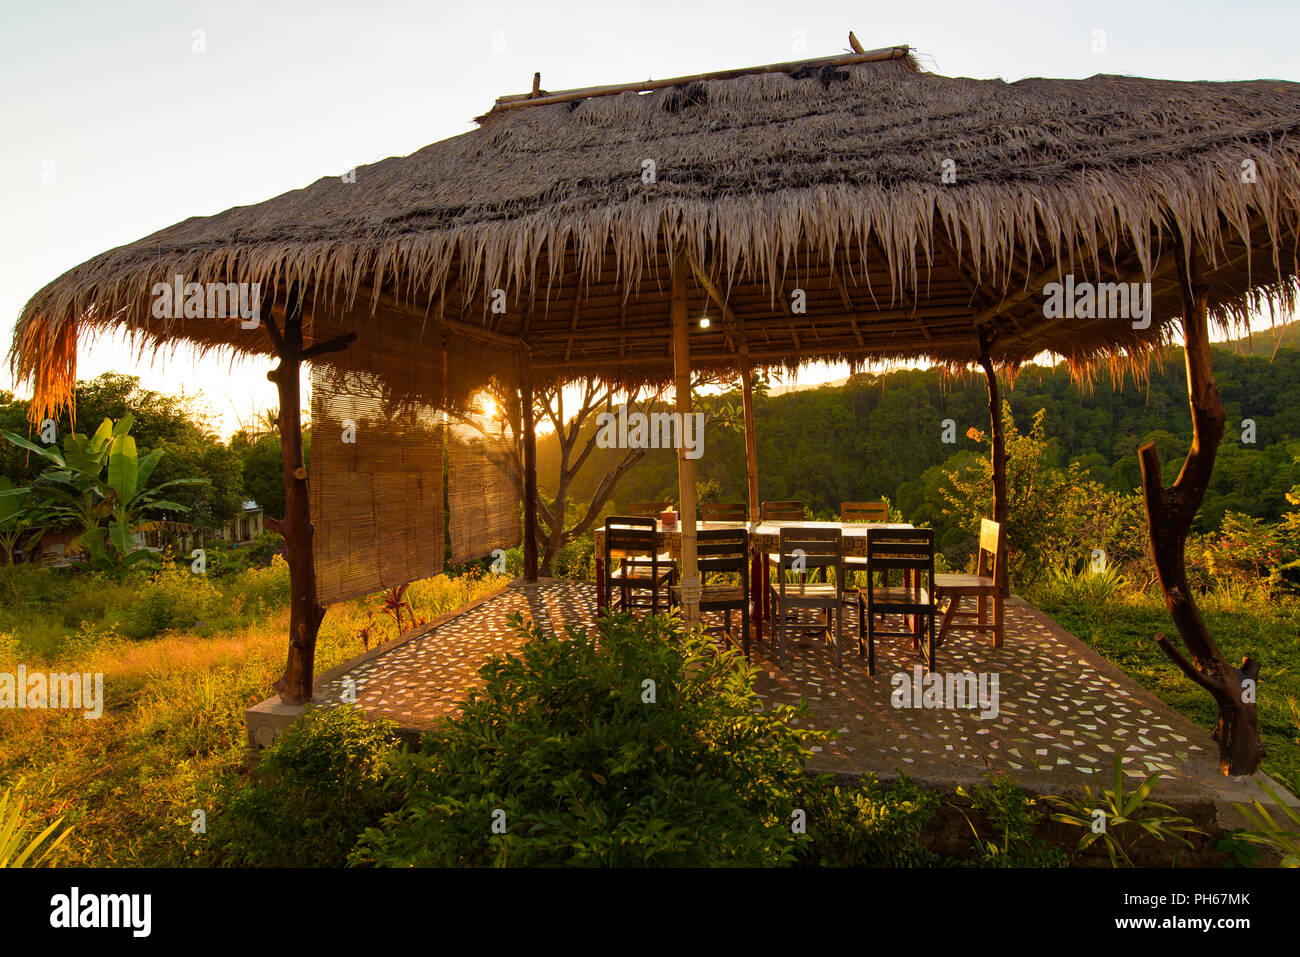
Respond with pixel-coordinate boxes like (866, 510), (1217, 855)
(1153, 631), (1224, 696)
(301, 332), (358, 360)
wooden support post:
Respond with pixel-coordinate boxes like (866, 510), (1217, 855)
(1139, 247), (1264, 776)
(685, 252), (759, 519)
(739, 355), (760, 521)
(672, 255), (701, 627)
(977, 330), (1009, 597)
(520, 357), (539, 582)
(267, 287), (330, 706)
(739, 350), (761, 639)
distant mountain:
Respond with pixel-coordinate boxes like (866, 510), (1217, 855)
(766, 374), (850, 396)
(1215, 320), (1300, 357)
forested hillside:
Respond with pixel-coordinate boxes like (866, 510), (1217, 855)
(544, 341), (1300, 545)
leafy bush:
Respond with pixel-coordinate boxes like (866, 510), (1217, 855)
(553, 534), (596, 581)
(116, 562), (220, 639)
(957, 777), (1070, 867)
(1046, 756), (1204, 867)
(209, 705), (400, 867)
(944, 404), (1149, 588)
(794, 773), (941, 867)
(351, 611), (824, 867)
(225, 555), (290, 615)
(1228, 770), (1300, 867)
(244, 531), (285, 568)
(1036, 566), (1131, 608)
(1202, 511), (1298, 600)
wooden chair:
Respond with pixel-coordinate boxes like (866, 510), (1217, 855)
(769, 526), (845, 668)
(841, 501), (890, 523)
(840, 501), (890, 583)
(623, 501), (675, 569)
(700, 501), (748, 522)
(679, 527), (751, 659)
(933, 518), (1005, 649)
(859, 527), (935, 674)
(760, 500), (808, 604)
(603, 516), (675, 615)
(761, 501), (805, 522)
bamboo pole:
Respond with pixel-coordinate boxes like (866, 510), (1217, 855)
(672, 255), (701, 627)
(976, 331), (1009, 597)
(520, 355), (539, 582)
(686, 255), (760, 518)
(740, 355), (759, 520)
(484, 46), (910, 116)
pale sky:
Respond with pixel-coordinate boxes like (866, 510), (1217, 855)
(4, 0), (1299, 435)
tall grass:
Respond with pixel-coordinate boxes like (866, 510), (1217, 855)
(0, 562), (506, 867)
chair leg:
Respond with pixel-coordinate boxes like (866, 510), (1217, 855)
(856, 594), (865, 658)
(937, 593), (959, 649)
(993, 590), (1004, 648)
(834, 605), (843, 669)
(927, 608), (936, 671)
(866, 597), (876, 675)
(742, 599), (750, 662)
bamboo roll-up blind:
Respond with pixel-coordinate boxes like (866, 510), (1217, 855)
(446, 406), (521, 564)
(310, 363), (448, 605)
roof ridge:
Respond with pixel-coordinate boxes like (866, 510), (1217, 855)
(476, 43), (912, 122)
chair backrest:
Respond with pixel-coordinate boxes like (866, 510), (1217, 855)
(762, 500), (805, 522)
(778, 526), (842, 596)
(696, 527), (749, 580)
(701, 501), (747, 522)
(977, 518), (1004, 580)
(866, 527), (934, 587)
(604, 516), (658, 562)
(629, 502), (670, 517)
(841, 501), (889, 523)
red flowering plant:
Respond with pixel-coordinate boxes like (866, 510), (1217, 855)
(379, 584), (421, 636)
(1202, 512), (1298, 600)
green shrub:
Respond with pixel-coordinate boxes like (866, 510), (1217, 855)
(795, 773), (941, 867)
(222, 555), (290, 615)
(351, 611), (825, 867)
(244, 531), (285, 568)
(116, 562), (220, 639)
(957, 777), (1070, 867)
(209, 705), (400, 868)
(1202, 512), (1298, 600)
(553, 534), (595, 580)
(187, 540), (257, 578)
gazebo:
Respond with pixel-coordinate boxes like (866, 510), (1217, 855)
(12, 39), (1300, 775)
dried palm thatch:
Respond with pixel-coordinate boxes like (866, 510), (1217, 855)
(11, 47), (1300, 421)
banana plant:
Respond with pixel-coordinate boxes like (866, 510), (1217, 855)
(0, 478), (50, 565)
(2, 415), (207, 573)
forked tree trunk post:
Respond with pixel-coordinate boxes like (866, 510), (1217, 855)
(520, 356), (539, 582)
(1138, 247), (1264, 776)
(265, 287), (356, 706)
(977, 330), (1009, 596)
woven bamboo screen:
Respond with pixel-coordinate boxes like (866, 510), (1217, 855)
(447, 407), (521, 564)
(307, 305), (522, 604)
(310, 364), (447, 604)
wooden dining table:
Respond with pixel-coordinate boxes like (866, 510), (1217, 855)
(594, 519), (916, 639)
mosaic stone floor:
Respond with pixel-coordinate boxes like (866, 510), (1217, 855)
(310, 579), (1226, 796)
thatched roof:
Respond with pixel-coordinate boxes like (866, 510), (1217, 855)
(12, 45), (1300, 419)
